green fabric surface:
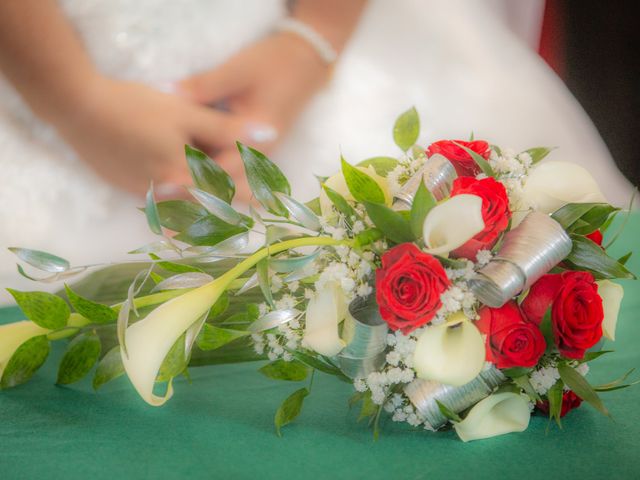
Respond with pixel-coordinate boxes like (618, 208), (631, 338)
(1, 215), (639, 480)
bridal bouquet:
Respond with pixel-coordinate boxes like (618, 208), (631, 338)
(1, 109), (636, 442)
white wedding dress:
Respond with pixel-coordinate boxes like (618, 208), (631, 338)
(0, 0), (634, 301)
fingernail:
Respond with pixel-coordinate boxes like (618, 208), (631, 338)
(155, 182), (183, 200)
(245, 122), (278, 143)
(155, 81), (178, 95)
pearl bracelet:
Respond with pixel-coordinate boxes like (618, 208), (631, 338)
(275, 17), (338, 66)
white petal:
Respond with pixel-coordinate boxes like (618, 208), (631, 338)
(422, 194), (485, 255)
(0, 321), (49, 377)
(413, 314), (486, 386)
(523, 161), (607, 214)
(597, 280), (624, 341)
(121, 280), (223, 406)
(302, 282), (346, 356)
(454, 392), (530, 442)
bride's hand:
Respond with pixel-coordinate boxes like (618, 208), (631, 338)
(179, 31), (332, 154)
(51, 76), (253, 197)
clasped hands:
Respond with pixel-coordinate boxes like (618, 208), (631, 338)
(58, 32), (330, 202)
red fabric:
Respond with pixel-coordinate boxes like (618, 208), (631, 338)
(539, 0), (566, 78)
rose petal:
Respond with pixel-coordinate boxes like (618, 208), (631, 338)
(121, 280), (224, 406)
(522, 161), (607, 214)
(302, 282), (347, 356)
(454, 392), (530, 442)
(413, 313), (486, 386)
(422, 194), (485, 255)
(597, 280), (624, 341)
(0, 321), (50, 377)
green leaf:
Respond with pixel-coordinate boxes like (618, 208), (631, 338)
(453, 141), (495, 177)
(157, 333), (187, 382)
(292, 350), (350, 381)
(617, 252), (633, 266)
(237, 142), (291, 216)
(566, 235), (636, 280)
(148, 253), (204, 274)
(322, 185), (357, 223)
(393, 107), (420, 151)
(7, 289), (70, 329)
(353, 228), (384, 248)
(188, 187), (244, 225)
(1, 335), (50, 389)
(209, 292), (230, 319)
(341, 157), (386, 204)
(145, 183), (162, 235)
(8, 247), (69, 273)
(525, 147), (555, 164)
(257, 258), (274, 308)
(56, 332), (101, 385)
(156, 200), (208, 232)
(410, 180), (436, 238)
(185, 145), (235, 203)
(305, 197), (321, 216)
(196, 324), (250, 351)
(551, 202), (618, 234)
(436, 399), (462, 423)
(364, 202), (414, 244)
(274, 192), (321, 231)
(357, 156), (400, 176)
(593, 368), (637, 392)
(93, 346), (125, 390)
(502, 367), (534, 379)
(174, 215), (247, 247)
(579, 350), (613, 363)
(275, 387), (309, 436)
(558, 363), (609, 417)
(540, 307), (556, 352)
(547, 379), (564, 427)
(348, 391), (365, 409)
(358, 390), (378, 422)
(260, 359), (309, 381)
(513, 375), (541, 402)
(65, 285), (117, 324)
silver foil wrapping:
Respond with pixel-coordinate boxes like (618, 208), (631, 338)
(469, 211), (572, 308)
(338, 296), (388, 379)
(404, 366), (507, 429)
(393, 154), (458, 209)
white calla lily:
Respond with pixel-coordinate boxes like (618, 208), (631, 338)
(422, 194), (485, 255)
(413, 312), (486, 386)
(522, 161), (607, 214)
(0, 321), (49, 378)
(597, 280), (624, 341)
(454, 392), (530, 442)
(121, 280), (225, 406)
(302, 282), (347, 356)
(119, 236), (346, 406)
(319, 166), (392, 217)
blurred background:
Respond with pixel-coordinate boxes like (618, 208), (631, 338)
(0, 0), (637, 301)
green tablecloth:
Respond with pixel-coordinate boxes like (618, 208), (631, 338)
(2, 215), (640, 480)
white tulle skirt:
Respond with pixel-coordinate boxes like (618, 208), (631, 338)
(0, 0), (633, 300)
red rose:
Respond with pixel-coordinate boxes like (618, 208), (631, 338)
(586, 230), (603, 246)
(476, 301), (546, 369)
(375, 243), (450, 334)
(521, 271), (604, 359)
(426, 139), (491, 177)
(536, 391), (583, 418)
(449, 177), (511, 260)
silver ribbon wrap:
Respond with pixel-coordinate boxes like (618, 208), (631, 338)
(404, 366), (507, 429)
(393, 154), (458, 210)
(337, 296), (388, 379)
(469, 211), (572, 308)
